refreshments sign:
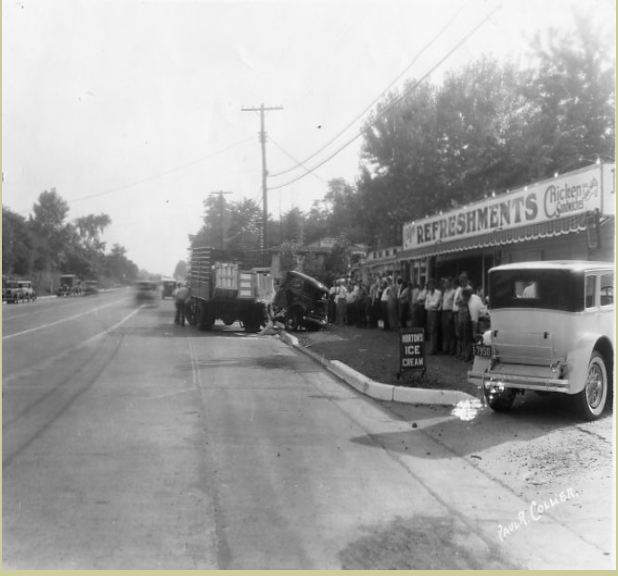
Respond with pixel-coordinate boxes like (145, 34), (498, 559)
(403, 164), (604, 251)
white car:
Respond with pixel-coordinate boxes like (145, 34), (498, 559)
(468, 261), (614, 421)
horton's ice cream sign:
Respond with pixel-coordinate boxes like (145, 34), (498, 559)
(403, 164), (611, 250)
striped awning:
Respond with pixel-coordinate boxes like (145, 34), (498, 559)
(397, 212), (589, 261)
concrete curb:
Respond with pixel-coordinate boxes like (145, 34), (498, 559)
(280, 331), (478, 407)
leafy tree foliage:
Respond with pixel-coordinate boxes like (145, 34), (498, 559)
(355, 10), (614, 247)
(190, 196), (262, 252)
(278, 240), (302, 274)
(2, 207), (35, 276)
(524, 9), (616, 174)
(187, 9), (614, 271)
(3, 190), (138, 289)
(173, 260), (188, 281)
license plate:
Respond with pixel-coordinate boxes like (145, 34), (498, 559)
(472, 344), (492, 358)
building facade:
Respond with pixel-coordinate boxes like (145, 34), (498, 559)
(397, 162), (615, 291)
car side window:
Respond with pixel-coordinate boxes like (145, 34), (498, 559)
(600, 273), (614, 306)
(585, 275), (597, 308)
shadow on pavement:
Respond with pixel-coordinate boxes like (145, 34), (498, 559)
(351, 393), (613, 459)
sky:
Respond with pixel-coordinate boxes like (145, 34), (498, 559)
(2, 0), (615, 275)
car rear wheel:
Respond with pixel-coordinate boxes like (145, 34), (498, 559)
(484, 384), (516, 412)
(575, 351), (608, 421)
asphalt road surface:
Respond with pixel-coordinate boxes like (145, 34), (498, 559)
(2, 290), (614, 569)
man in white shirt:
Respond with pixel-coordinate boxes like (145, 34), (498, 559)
(424, 279), (442, 354)
(173, 282), (190, 326)
(441, 277), (456, 355)
(453, 272), (471, 360)
(335, 280), (347, 325)
(461, 287), (489, 340)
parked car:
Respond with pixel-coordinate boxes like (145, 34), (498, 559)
(4, 280), (36, 303)
(83, 280), (100, 295)
(56, 274), (82, 296)
(273, 270), (329, 331)
(468, 261), (614, 421)
(135, 281), (159, 304)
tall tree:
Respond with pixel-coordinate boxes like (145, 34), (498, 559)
(173, 260), (188, 281)
(226, 198), (262, 252)
(190, 196), (262, 252)
(28, 189), (72, 272)
(524, 9), (616, 174)
(280, 207), (305, 244)
(2, 207), (34, 276)
(104, 244), (139, 284)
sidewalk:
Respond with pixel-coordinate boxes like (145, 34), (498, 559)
(281, 323), (480, 407)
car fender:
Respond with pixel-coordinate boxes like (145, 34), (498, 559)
(565, 333), (608, 394)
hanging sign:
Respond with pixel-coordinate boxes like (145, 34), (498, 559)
(402, 164), (605, 251)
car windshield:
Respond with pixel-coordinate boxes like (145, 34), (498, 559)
(489, 269), (584, 312)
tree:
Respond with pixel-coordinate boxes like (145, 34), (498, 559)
(190, 196), (262, 252)
(65, 213), (112, 278)
(101, 244), (138, 285)
(173, 260), (188, 281)
(280, 207), (305, 244)
(2, 207), (34, 276)
(278, 240), (302, 274)
(27, 189), (75, 274)
(359, 82), (441, 245)
(524, 8), (616, 174)
(226, 198), (262, 252)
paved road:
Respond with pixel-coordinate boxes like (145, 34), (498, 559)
(2, 293), (614, 569)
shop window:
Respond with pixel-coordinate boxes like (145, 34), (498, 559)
(600, 273), (614, 307)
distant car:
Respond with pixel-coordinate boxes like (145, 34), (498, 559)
(4, 280), (36, 303)
(83, 280), (100, 295)
(273, 270), (329, 332)
(468, 261), (614, 421)
(161, 280), (177, 299)
(135, 281), (159, 304)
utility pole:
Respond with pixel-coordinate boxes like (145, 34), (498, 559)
(209, 190), (232, 250)
(241, 103), (283, 252)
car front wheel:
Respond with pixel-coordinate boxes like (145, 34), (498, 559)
(575, 351), (608, 421)
(285, 308), (303, 332)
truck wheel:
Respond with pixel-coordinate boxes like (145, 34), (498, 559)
(574, 351), (608, 421)
(186, 301), (197, 325)
(484, 384), (516, 412)
(198, 301), (214, 331)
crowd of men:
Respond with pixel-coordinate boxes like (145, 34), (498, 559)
(328, 272), (489, 362)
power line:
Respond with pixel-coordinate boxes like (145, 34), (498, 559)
(269, 137), (328, 183)
(12, 137), (255, 215)
(269, 2), (468, 179)
(268, 3), (501, 191)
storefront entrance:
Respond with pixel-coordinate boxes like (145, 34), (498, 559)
(434, 252), (498, 291)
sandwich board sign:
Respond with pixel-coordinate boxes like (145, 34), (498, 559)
(399, 327), (426, 376)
